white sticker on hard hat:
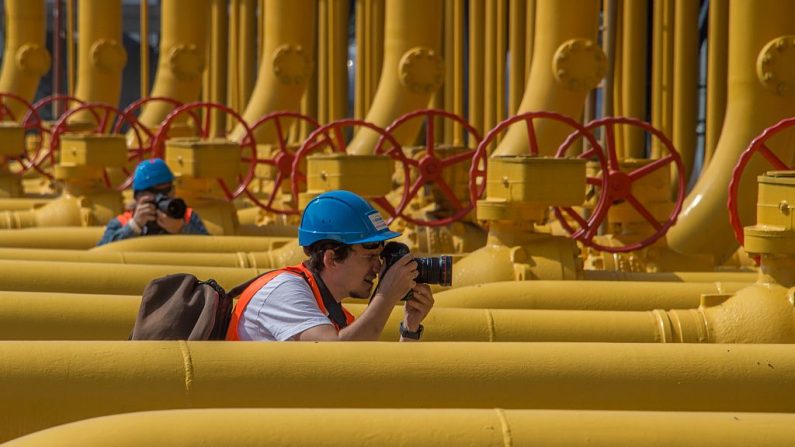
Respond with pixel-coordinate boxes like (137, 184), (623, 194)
(367, 211), (388, 231)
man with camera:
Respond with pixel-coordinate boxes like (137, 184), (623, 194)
(226, 190), (438, 342)
(97, 158), (209, 246)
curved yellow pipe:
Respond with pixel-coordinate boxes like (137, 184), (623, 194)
(6, 409), (795, 447)
(229, 0), (315, 143)
(1, 342), (795, 442)
(583, 270), (756, 283)
(136, 0), (210, 129)
(90, 234), (295, 253)
(493, 0), (601, 156)
(667, 0), (795, 262)
(0, 227), (104, 249)
(74, 0), (126, 107)
(0, 0), (50, 116)
(346, 0), (443, 154)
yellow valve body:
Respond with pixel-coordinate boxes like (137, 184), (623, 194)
(58, 135), (128, 168)
(305, 153), (394, 197)
(165, 138), (242, 179)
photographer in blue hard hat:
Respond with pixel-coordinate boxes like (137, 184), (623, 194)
(97, 158), (209, 246)
(226, 190), (435, 342)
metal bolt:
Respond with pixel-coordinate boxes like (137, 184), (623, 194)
(778, 200), (791, 214)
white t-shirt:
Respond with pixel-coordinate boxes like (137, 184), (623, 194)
(236, 272), (334, 341)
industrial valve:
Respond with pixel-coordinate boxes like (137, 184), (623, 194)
(0, 93), (44, 197)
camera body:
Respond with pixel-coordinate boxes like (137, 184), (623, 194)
(141, 194), (187, 235)
(379, 241), (452, 300)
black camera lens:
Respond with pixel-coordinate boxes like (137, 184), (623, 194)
(415, 255), (452, 286)
(153, 194), (187, 219)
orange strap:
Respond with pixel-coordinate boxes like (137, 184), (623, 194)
(116, 208), (193, 227)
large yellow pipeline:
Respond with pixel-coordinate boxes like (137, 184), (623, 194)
(704, 0), (728, 168)
(6, 409), (795, 447)
(230, 0), (316, 143)
(136, 0), (210, 129)
(346, 0), (443, 154)
(492, 0), (602, 156)
(0, 0), (50, 115)
(619, 0), (648, 159)
(667, 0), (795, 262)
(73, 0), (126, 107)
(0, 227), (103, 249)
(583, 270), (756, 283)
(90, 234), (295, 253)
(2, 342), (795, 442)
(672, 0), (699, 184)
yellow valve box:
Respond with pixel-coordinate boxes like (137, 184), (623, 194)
(744, 171), (795, 254)
(305, 153), (394, 197)
(0, 123), (26, 157)
(58, 134), (127, 168)
(165, 137), (242, 179)
(485, 156), (586, 206)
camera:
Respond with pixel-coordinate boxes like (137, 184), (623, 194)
(141, 194), (187, 235)
(380, 241), (452, 300)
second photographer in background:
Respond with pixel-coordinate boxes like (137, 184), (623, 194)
(97, 159), (209, 246)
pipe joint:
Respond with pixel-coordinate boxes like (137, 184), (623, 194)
(757, 36), (795, 96)
(90, 39), (127, 72)
(398, 47), (445, 94)
(15, 43), (51, 75)
(168, 44), (205, 81)
(553, 38), (606, 91)
(272, 44), (313, 85)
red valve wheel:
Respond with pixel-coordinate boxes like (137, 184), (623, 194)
(469, 111), (606, 226)
(290, 119), (411, 220)
(376, 108), (483, 227)
(46, 103), (148, 190)
(242, 111), (321, 215)
(151, 101), (257, 200)
(728, 116), (795, 247)
(0, 93), (46, 175)
(556, 116), (685, 253)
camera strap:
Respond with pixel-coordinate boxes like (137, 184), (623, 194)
(311, 269), (349, 329)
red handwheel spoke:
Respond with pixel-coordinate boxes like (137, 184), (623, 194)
(332, 126), (346, 151)
(440, 150), (475, 167)
(562, 206), (590, 229)
(435, 177), (464, 210)
(425, 116), (436, 157)
(758, 143), (789, 170)
(604, 120), (620, 171)
(525, 117), (539, 155)
(628, 154), (674, 181)
(273, 116), (288, 152)
(626, 192), (664, 231)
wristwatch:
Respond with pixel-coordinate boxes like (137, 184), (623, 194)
(399, 321), (424, 340)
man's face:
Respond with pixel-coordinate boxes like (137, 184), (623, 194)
(337, 242), (384, 299)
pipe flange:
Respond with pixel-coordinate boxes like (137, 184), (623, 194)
(552, 39), (606, 91)
(399, 47), (445, 94)
(272, 44), (313, 85)
(757, 36), (795, 96)
(15, 44), (51, 76)
(168, 45), (205, 81)
(90, 39), (127, 72)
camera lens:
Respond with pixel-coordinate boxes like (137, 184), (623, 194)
(416, 255), (452, 286)
(154, 194), (187, 219)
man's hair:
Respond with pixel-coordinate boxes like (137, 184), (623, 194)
(304, 240), (353, 272)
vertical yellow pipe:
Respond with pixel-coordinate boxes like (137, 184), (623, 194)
(603, 0), (618, 118)
(445, 0), (464, 146)
(327, 0), (349, 122)
(227, 0), (241, 113)
(140, 0), (150, 99)
(651, 0), (675, 158)
(621, 0), (649, 159)
(239, 0), (257, 111)
(74, 0), (126, 106)
(611, 0), (625, 154)
(0, 0), (50, 115)
(483, 1), (497, 135)
(137, 0), (209, 129)
(493, 0), (601, 156)
(66, 0), (76, 98)
(495, 0), (507, 126)
(468, 0), (485, 146)
(509, 0), (527, 115)
(318, 0), (329, 125)
(354, 0), (367, 119)
(704, 0), (728, 170)
(667, 0), (795, 262)
(371, 0), (385, 108)
(524, 0), (535, 83)
(207, 0), (228, 136)
(672, 0), (698, 182)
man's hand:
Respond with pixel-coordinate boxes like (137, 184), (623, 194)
(132, 201), (156, 229)
(403, 283), (434, 333)
(375, 253), (418, 303)
(156, 211), (185, 234)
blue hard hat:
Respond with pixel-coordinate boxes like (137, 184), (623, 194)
(133, 158), (174, 191)
(298, 190), (401, 247)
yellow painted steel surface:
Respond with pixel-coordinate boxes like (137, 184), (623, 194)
(0, 227), (104, 249)
(0, 0), (50, 112)
(6, 409), (795, 447)
(668, 0), (795, 262)
(671, 0), (699, 184)
(704, 0), (728, 168)
(136, 0), (210, 129)
(74, 0), (126, 108)
(90, 234), (295, 253)
(2, 342), (795, 442)
(346, 0), (443, 154)
(0, 198), (53, 211)
(583, 270), (756, 283)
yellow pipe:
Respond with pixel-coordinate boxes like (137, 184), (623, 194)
(139, 0), (149, 98)
(90, 234), (296, 253)
(230, 0), (316, 143)
(620, 0), (648, 159)
(583, 270), (756, 283)
(346, 0), (444, 154)
(433, 280), (749, 311)
(704, 0), (728, 170)
(508, 0), (525, 115)
(524, 0), (536, 83)
(0, 198), (53, 211)
(205, 0), (228, 136)
(442, 0), (464, 144)
(493, 0), (601, 156)
(66, 0), (75, 97)
(136, 0), (210, 129)
(650, 0), (674, 158)
(238, 0), (258, 110)
(74, 0), (126, 107)
(467, 0), (485, 144)
(327, 0), (350, 123)
(2, 342), (795, 442)
(0, 192), (122, 230)
(6, 409), (795, 447)
(0, 0), (50, 115)
(0, 227), (104, 249)
(667, 0), (795, 262)
(672, 0), (698, 184)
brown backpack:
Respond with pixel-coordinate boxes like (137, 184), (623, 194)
(131, 274), (250, 340)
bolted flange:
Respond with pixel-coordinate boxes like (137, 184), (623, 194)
(399, 47), (445, 94)
(272, 44), (313, 85)
(553, 38), (606, 91)
(757, 36), (795, 96)
(90, 39), (127, 72)
(168, 44), (205, 81)
(15, 44), (51, 76)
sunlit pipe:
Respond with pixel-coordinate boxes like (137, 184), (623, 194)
(0, 0), (51, 116)
(1, 342), (795, 443)
(493, 0), (602, 156)
(6, 409), (795, 447)
(583, 270), (756, 283)
(229, 0), (315, 143)
(667, 0), (795, 262)
(0, 227), (103, 249)
(90, 234), (295, 253)
(73, 0), (126, 107)
(0, 198), (53, 211)
(135, 0), (210, 129)
(433, 280), (749, 311)
(672, 0), (699, 184)
(346, 0), (443, 154)
(704, 0), (728, 168)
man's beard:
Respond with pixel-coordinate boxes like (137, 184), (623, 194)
(348, 278), (375, 298)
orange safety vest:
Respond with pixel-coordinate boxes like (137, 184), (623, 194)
(116, 208), (194, 226)
(226, 263), (355, 341)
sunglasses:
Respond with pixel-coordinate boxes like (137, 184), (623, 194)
(360, 241), (384, 250)
(145, 185), (173, 195)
